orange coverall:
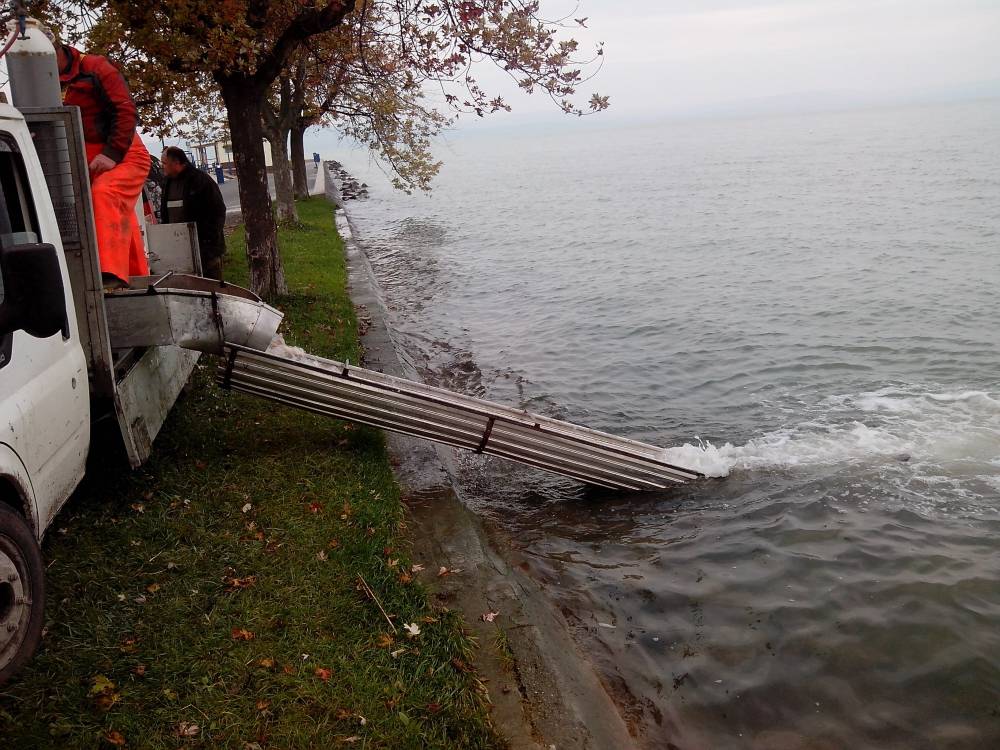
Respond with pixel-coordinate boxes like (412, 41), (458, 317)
(60, 46), (150, 283)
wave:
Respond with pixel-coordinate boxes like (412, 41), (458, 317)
(664, 388), (1000, 480)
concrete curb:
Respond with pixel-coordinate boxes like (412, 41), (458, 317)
(326, 168), (638, 750)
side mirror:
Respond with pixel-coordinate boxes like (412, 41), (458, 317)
(0, 243), (68, 339)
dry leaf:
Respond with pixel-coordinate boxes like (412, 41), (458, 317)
(426, 702), (442, 714)
(316, 550), (328, 561)
(338, 737), (361, 745)
(130, 503), (144, 514)
(314, 667), (332, 681)
(390, 648), (405, 658)
(146, 583), (160, 594)
(104, 729), (127, 746)
(451, 658), (472, 673)
(231, 627), (255, 641)
(328, 538), (340, 549)
(481, 611), (499, 623)
(282, 664), (295, 675)
(410, 563), (424, 573)
(387, 558), (399, 568)
(258, 657), (275, 669)
(437, 566), (462, 577)
(241, 503), (253, 513)
(174, 722), (199, 738)
(223, 575), (258, 591)
(309, 502), (323, 514)
(132, 664), (147, 677)
(256, 699), (270, 711)
(375, 633), (394, 648)
(120, 635), (140, 653)
(403, 622), (421, 638)
(398, 572), (412, 584)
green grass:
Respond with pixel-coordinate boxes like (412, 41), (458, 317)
(0, 199), (504, 749)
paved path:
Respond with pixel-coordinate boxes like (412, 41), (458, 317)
(221, 161), (322, 215)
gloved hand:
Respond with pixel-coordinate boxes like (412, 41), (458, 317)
(88, 153), (117, 177)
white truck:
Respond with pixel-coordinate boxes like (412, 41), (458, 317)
(0, 15), (282, 682)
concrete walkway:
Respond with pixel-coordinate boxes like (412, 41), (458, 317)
(221, 161), (323, 217)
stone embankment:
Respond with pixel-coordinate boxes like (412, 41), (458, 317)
(328, 160), (369, 201)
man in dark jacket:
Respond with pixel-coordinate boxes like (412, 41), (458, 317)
(160, 147), (228, 280)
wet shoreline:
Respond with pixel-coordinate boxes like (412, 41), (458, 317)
(329, 169), (642, 748)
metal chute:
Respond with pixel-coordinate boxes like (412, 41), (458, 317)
(218, 344), (703, 490)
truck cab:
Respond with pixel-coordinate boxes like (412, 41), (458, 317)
(0, 101), (89, 681)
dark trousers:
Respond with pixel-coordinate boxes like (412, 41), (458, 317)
(203, 255), (224, 281)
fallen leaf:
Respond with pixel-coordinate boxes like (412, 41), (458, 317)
(481, 611), (499, 623)
(104, 729), (126, 746)
(133, 595), (146, 605)
(89, 675), (120, 711)
(120, 635), (140, 653)
(316, 550), (328, 561)
(387, 558), (399, 568)
(375, 633), (394, 648)
(338, 737), (361, 745)
(426, 702), (442, 714)
(410, 563), (424, 573)
(403, 622), (421, 638)
(258, 657), (275, 669)
(335, 707), (352, 720)
(451, 658), (473, 673)
(132, 664), (146, 677)
(390, 648), (406, 658)
(398, 572), (412, 584)
(328, 538), (340, 549)
(420, 615), (439, 624)
(223, 575), (258, 591)
(282, 664), (295, 675)
(231, 627), (255, 641)
(145, 583), (160, 594)
(256, 699), (270, 711)
(309, 502), (323, 514)
(437, 566), (462, 577)
(174, 722), (199, 738)
(162, 688), (178, 701)
(130, 503), (144, 514)
(314, 667), (332, 681)
(241, 503), (253, 513)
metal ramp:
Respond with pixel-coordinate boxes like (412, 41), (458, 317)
(218, 344), (703, 490)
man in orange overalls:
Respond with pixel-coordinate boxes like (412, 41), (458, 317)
(55, 42), (150, 288)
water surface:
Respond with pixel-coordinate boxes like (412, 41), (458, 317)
(337, 101), (1000, 748)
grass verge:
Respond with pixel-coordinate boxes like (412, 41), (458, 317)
(0, 199), (504, 749)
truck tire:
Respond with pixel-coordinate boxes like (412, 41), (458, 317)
(0, 504), (44, 684)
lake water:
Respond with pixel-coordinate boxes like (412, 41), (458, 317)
(334, 100), (1000, 749)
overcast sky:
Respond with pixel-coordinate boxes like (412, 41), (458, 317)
(496, 0), (1000, 118)
(305, 0), (1000, 154)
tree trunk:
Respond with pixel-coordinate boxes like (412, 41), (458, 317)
(217, 74), (287, 300)
(291, 122), (309, 199)
(264, 125), (299, 225)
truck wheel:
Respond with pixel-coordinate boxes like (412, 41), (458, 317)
(0, 504), (44, 684)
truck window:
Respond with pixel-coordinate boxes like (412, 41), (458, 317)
(0, 136), (40, 250)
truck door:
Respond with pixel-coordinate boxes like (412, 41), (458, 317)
(0, 128), (89, 535)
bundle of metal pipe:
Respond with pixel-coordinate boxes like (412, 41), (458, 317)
(218, 344), (703, 491)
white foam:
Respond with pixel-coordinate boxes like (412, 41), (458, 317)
(266, 333), (311, 362)
(664, 388), (1000, 480)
